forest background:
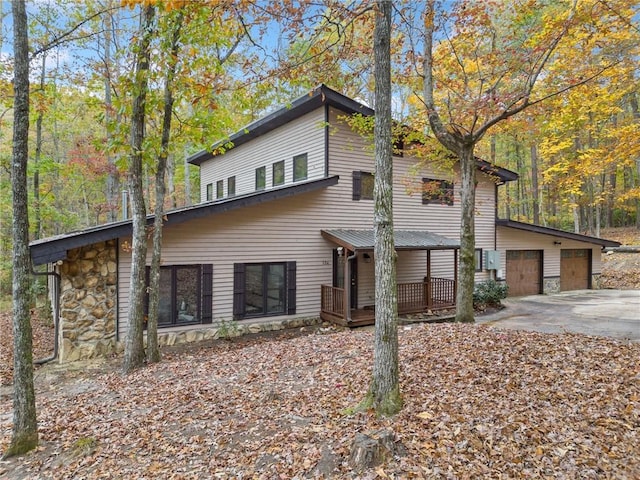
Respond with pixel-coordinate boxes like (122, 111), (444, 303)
(0, 0), (639, 298)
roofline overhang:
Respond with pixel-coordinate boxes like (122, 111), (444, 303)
(187, 84), (374, 166)
(31, 175), (340, 266)
(321, 229), (460, 252)
(496, 219), (621, 248)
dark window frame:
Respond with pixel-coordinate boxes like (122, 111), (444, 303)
(352, 171), (374, 201)
(293, 153), (308, 182)
(144, 264), (213, 328)
(475, 248), (483, 272)
(273, 160), (285, 186)
(216, 180), (224, 199)
(206, 183), (213, 201)
(227, 176), (236, 197)
(255, 166), (266, 190)
(233, 261), (296, 320)
(422, 178), (454, 206)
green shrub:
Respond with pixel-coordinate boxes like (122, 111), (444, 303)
(473, 279), (508, 309)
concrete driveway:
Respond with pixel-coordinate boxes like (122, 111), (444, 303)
(477, 290), (640, 342)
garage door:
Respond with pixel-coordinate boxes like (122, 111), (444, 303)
(506, 250), (542, 296)
(560, 249), (591, 291)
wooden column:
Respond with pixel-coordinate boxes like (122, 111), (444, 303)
(426, 250), (432, 308)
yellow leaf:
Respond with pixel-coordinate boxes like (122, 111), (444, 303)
(416, 411), (434, 420)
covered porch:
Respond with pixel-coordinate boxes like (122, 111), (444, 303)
(320, 229), (460, 327)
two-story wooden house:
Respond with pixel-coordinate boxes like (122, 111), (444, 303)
(30, 84), (619, 362)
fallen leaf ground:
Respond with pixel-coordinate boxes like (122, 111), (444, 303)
(1, 227), (639, 478)
(1, 323), (639, 479)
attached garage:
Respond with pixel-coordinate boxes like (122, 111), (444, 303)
(506, 250), (542, 296)
(560, 249), (591, 291)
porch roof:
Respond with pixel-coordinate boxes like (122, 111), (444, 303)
(321, 229), (460, 251)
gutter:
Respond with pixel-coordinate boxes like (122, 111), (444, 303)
(32, 267), (60, 365)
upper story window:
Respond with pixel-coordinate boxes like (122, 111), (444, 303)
(352, 171), (374, 201)
(422, 178), (454, 206)
(293, 153), (308, 182)
(475, 248), (483, 272)
(255, 166), (266, 191)
(216, 180), (224, 199)
(228, 176), (236, 197)
(206, 183), (213, 201)
(273, 160), (285, 186)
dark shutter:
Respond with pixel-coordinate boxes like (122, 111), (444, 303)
(233, 263), (246, 320)
(352, 171), (361, 201)
(287, 261), (296, 315)
(201, 264), (213, 324)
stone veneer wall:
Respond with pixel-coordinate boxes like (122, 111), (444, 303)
(58, 241), (321, 362)
(543, 277), (560, 294)
(58, 240), (118, 362)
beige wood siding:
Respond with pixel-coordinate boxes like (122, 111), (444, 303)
(117, 105), (501, 337)
(199, 109), (327, 200)
(496, 226), (603, 279)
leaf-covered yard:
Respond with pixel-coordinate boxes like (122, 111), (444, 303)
(1, 323), (638, 479)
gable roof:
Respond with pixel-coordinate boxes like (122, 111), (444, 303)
(30, 176), (339, 266)
(496, 219), (621, 248)
(322, 229), (459, 251)
(186, 84), (518, 184)
(187, 84), (374, 166)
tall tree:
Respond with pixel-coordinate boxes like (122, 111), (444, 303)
(3, 0), (38, 458)
(123, 4), (155, 373)
(360, 0), (401, 417)
(146, 8), (184, 363)
(418, 0), (630, 322)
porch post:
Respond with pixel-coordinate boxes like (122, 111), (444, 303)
(454, 249), (458, 303)
(344, 249), (352, 322)
(426, 250), (432, 308)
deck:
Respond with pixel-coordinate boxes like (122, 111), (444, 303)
(320, 277), (456, 327)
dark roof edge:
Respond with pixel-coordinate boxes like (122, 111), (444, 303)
(475, 158), (518, 184)
(187, 84), (374, 166)
(496, 219), (621, 247)
(31, 175), (340, 266)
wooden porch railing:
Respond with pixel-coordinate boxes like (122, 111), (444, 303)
(320, 277), (456, 322)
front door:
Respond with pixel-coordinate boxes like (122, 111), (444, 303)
(333, 249), (357, 309)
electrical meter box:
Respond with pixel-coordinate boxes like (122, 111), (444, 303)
(484, 250), (501, 270)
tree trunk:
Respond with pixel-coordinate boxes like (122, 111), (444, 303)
(123, 5), (155, 374)
(530, 143), (540, 224)
(104, 3), (120, 223)
(147, 10), (183, 364)
(33, 53), (46, 240)
(362, 0), (401, 417)
(3, 0), (38, 459)
(456, 145), (476, 323)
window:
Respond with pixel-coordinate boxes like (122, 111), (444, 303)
(255, 166), (266, 190)
(422, 178), (454, 205)
(352, 171), (374, 200)
(233, 262), (296, 320)
(228, 176), (236, 197)
(475, 248), (483, 272)
(273, 160), (285, 186)
(293, 153), (308, 182)
(145, 264), (213, 327)
(206, 183), (213, 201)
(216, 180), (224, 199)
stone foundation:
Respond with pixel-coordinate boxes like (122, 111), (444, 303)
(543, 277), (560, 294)
(591, 274), (601, 289)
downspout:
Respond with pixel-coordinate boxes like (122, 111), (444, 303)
(32, 266), (61, 364)
(345, 250), (357, 324)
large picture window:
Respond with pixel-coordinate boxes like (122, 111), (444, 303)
(145, 264), (212, 327)
(422, 178), (454, 206)
(233, 262), (296, 320)
(352, 171), (374, 200)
